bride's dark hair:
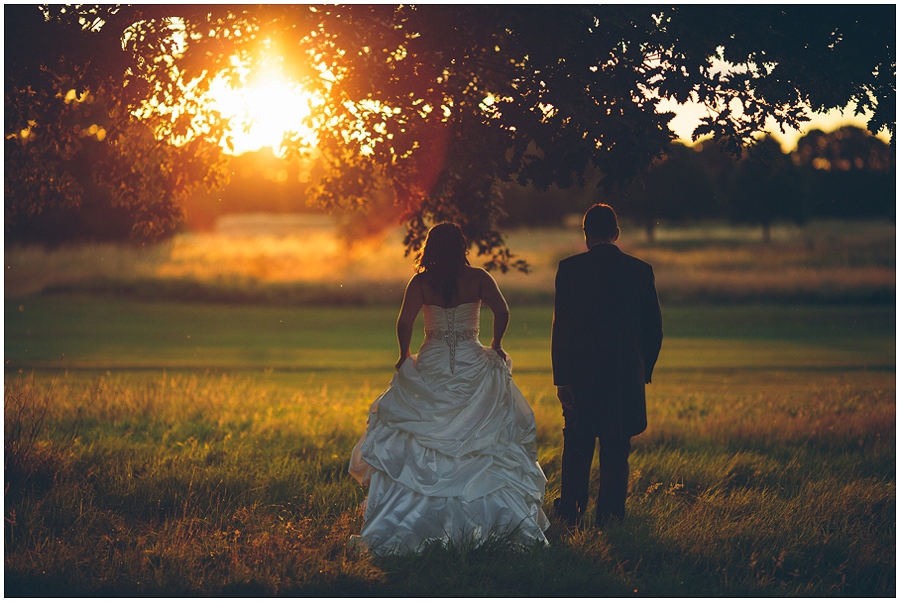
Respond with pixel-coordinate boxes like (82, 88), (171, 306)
(416, 223), (470, 306)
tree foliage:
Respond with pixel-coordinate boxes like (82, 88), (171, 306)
(727, 136), (808, 242)
(4, 5), (228, 240)
(603, 143), (724, 242)
(5, 5), (894, 266)
(793, 126), (896, 220)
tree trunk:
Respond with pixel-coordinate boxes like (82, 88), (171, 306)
(645, 219), (656, 243)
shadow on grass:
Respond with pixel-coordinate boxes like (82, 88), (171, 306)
(3, 538), (625, 597)
(7, 514), (893, 597)
(338, 529), (634, 598)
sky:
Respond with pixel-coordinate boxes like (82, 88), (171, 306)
(661, 98), (891, 152)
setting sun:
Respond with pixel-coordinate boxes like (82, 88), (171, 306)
(206, 62), (321, 156)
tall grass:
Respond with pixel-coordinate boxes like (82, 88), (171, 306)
(5, 368), (894, 596)
(4, 370), (84, 491)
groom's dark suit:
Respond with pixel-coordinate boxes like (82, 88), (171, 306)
(552, 242), (663, 523)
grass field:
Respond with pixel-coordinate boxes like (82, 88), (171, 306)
(4, 296), (895, 596)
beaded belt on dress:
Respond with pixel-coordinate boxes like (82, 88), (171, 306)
(425, 328), (479, 374)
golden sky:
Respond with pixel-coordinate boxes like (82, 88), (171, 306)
(661, 98), (891, 152)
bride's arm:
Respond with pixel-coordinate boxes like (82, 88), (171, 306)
(396, 274), (424, 370)
(478, 269), (509, 358)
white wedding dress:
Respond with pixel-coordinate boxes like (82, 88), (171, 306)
(349, 301), (550, 553)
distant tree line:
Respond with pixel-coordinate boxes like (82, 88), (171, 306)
(501, 125), (895, 242)
(6, 125), (894, 245)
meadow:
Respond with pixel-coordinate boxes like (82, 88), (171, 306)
(4, 219), (896, 596)
(5, 218), (895, 305)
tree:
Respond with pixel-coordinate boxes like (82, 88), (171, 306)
(5, 5), (895, 267)
(792, 126), (895, 219)
(606, 143), (723, 242)
(497, 174), (602, 229)
(727, 136), (807, 241)
(4, 5), (228, 241)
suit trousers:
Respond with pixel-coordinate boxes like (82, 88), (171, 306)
(559, 406), (632, 525)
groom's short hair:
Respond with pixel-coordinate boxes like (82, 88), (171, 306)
(583, 204), (619, 239)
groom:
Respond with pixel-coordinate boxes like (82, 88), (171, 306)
(551, 203), (663, 527)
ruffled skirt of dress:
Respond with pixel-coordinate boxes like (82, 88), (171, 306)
(349, 341), (549, 554)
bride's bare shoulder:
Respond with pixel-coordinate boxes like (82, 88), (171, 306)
(465, 266), (497, 284)
(462, 265), (490, 279)
(404, 272), (426, 294)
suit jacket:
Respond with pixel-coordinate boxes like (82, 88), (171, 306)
(552, 243), (663, 437)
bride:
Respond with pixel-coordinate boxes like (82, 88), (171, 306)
(349, 223), (550, 553)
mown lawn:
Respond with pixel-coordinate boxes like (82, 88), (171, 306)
(4, 297), (895, 596)
(5, 296), (894, 372)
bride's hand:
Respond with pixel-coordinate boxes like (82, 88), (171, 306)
(492, 346), (508, 362)
(395, 355), (410, 371)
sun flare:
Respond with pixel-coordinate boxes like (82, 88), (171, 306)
(206, 63), (321, 157)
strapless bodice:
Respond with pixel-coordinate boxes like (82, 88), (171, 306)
(422, 301), (481, 375)
(423, 300), (481, 334)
